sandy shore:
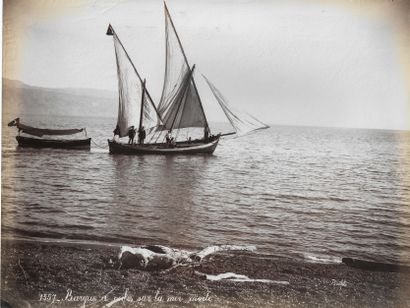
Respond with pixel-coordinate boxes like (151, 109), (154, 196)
(1, 239), (410, 307)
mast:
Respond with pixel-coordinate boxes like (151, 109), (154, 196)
(107, 24), (162, 122)
(139, 79), (146, 133)
(163, 3), (210, 134)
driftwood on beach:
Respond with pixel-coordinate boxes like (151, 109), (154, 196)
(114, 245), (257, 271)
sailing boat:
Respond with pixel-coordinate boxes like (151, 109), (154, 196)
(107, 3), (268, 155)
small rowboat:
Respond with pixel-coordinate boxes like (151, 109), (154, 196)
(16, 136), (91, 150)
(8, 118), (91, 150)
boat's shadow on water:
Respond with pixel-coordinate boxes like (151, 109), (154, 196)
(105, 153), (217, 247)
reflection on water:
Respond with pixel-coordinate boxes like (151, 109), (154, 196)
(2, 115), (410, 265)
(107, 154), (214, 247)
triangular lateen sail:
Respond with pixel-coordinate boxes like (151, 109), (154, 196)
(142, 94), (160, 135)
(177, 80), (207, 129)
(202, 75), (270, 136)
(157, 6), (189, 118)
(156, 4), (208, 133)
(157, 67), (192, 130)
(107, 25), (161, 138)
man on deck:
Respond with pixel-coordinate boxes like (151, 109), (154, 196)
(165, 130), (172, 144)
(128, 126), (136, 144)
(113, 124), (120, 139)
(204, 126), (210, 141)
(138, 126), (146, 145)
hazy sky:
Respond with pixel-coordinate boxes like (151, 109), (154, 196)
(3, 0), (410, 129)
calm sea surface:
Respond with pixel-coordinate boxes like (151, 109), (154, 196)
(2, 115), (410, 265)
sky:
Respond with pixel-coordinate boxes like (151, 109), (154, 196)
(3, 0), (410, 130)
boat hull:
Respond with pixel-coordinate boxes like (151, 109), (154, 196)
(16, 136), (91, 150)
(108, 138), (219, 155)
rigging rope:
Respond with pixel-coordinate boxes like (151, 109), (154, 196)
(154, 130), (164, 144)
(91, 139), (109, 149)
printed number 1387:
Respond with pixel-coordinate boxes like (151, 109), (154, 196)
(39, 293), (56, 303)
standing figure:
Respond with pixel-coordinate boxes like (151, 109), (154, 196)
(165, 130), (172, 145)
(113, 124), (120, 140)
(138, 126), (146, 144)
(204, 126), (209, 141)
(128, 126), (136, 144)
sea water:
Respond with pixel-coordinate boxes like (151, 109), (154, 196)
(2, 115), (410, 265)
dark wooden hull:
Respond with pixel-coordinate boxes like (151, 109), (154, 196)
(108, 138), (219, 155)
(16, 136), (91, 150)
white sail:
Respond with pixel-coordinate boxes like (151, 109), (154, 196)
(108, 25), (161, 138)
(156, 4), (208, 132)
(141, 91), (162, 135)
(157, 4), (189, 118)
(202, 75), (270, 136)
(177, 80), (207, 129)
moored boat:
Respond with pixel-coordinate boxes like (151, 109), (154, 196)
(16, 136), (91, 150)
(8, 118), (91, 150)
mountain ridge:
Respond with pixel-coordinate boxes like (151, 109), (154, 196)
(2, 78), (117, 118)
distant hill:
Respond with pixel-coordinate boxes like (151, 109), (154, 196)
(2, 78), (117, 118)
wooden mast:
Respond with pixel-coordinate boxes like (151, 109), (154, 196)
(139, 79), (146, 135)
(163, 3), (210, 135)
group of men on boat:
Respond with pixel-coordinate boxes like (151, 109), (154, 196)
(113, 125), (146, 145)
(113, 124), (219, 147)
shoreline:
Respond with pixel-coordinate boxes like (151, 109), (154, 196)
(2, 239), (410, 307)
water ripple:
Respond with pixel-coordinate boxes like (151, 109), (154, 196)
(2, 116), (410, 265)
